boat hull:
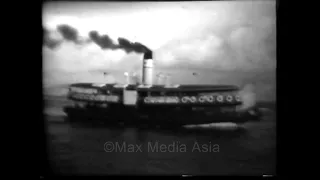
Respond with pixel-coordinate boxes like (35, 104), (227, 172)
(63, 105), (261, 126)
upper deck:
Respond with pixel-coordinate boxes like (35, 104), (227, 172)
(69, 83), (240, 93)
(68, 83), (242, 106)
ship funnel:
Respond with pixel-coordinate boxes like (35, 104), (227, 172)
(142, 51), (153, 86)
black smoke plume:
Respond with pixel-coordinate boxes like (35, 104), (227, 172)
(43, 27), (62, 49)
(117, 38), (150, 53)
(57, 24), (80, 44)
(88, 31), (118, 50)
(44, 24), (152, 55)
(88, 31), (151, 54)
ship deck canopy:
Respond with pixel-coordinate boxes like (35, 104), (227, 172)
(69, 83), (240, 93)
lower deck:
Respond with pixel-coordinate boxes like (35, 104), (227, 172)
(63, 104), (261, 126)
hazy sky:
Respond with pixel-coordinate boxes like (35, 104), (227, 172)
(43, 1), (276, 100)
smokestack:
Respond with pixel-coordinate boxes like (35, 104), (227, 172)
(142, 51), (153, 86)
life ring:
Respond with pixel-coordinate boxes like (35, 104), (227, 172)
(199, 96), (206, 103)
(235, 95), (241, 102)
(207, 95), (214, 103)
(217, 95), (224, 102)
(226, 95), (233, 102)
(182, 97), (189, 103)
(190, 96), (197, 103)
